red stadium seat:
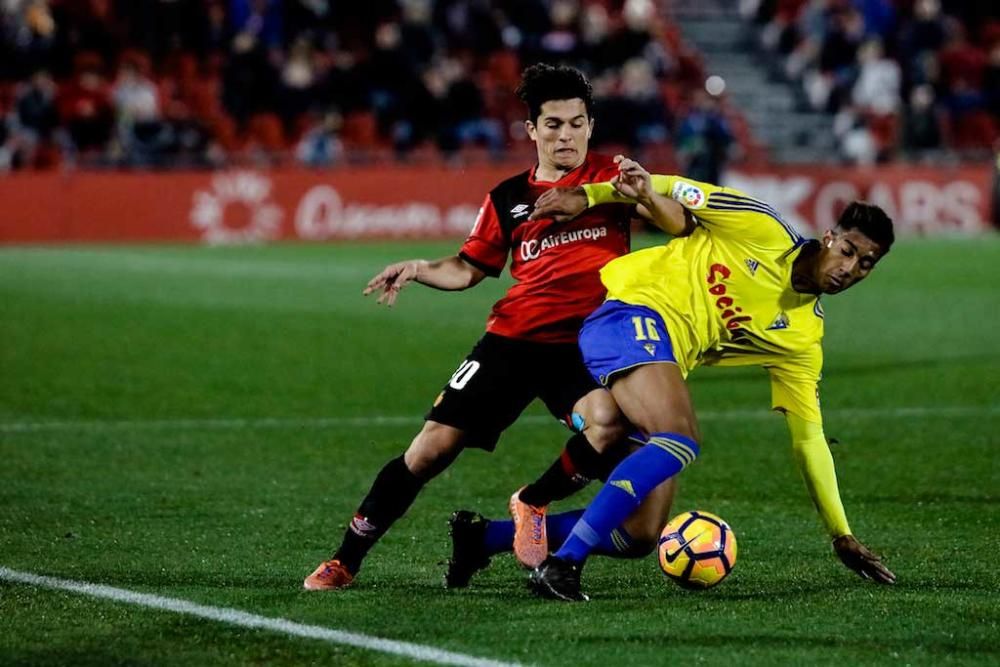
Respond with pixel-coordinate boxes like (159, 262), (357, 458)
(340, 112), (380, 148)
(247, 113), (287, 152)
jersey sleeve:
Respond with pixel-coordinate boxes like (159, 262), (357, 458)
(458, 194), (508, 277)
(767, 342), (823, 424)
(648, 175), (803, 249)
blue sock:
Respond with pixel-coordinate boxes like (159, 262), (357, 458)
(483, 509), (644, 558)
(555, 432), (699, 564)
(482, 510), (584, 557)
(483, 519), (514, 556)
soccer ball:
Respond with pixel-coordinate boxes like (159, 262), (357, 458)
(657, 510), (737, 589)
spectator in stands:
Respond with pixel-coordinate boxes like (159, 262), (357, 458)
(221, 31), (277, 127)
(6, 68), (59, 168)
(439, 59), (504, 158)
(57, 54), (113, 158)
(901, 84), (943, 154)
(296, 110), (343, 167)
(676, 89), (733, 184)
(538, 0), (582, 63)
(851, 38), (901, 158)
(398, 0), (436, 67)
(852, 39), (900, 117)
(834, 105), (877, 164)
(366, 21), (414, 139)
(4, 0), (56, 78)
(229, 0), (282, 50)
(898, 0), (947, 87)
(592, 58), (671, 151)
(812, 3), (865, 112)
(278, 36), (320, 129)
(111, 59), (169, 166)
(432, 0), (503, 56)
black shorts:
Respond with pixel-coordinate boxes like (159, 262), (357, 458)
(425, 332), (600, 451)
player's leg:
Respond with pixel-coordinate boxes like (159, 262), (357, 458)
(509, 344), (632, 568)
(306, 334), (530, 590)
(474, 450), (676, 567)
(519, 387), (630, 507)
(531, 302), (699, 600)
(304, 420), (467, 590)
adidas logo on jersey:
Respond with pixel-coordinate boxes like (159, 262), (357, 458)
(745, 258), (759, 275)
(510, 204), (531, 219)
(767, 312), (790, 330)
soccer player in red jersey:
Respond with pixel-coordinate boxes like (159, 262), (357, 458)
(304, 64), (665, 590)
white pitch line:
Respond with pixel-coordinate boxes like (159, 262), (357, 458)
(0, 405), (996, 434)
(0, 567), (525, 667)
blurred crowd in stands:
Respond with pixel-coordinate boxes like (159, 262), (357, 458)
(1, 0), (994, 172)
(746, 0), (1000, 163)
(0, 0), (731, 171)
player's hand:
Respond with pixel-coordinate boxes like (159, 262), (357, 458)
(529, 186), (588, 221)
(833, 535), (896, 584)
(362, 260), (423, 307)
(611, 154), (653, 203)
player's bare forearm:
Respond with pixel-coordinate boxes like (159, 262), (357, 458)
(418, 256), (486, 291)
(363, 256), (485, 306)
(634, 191), (694, 237)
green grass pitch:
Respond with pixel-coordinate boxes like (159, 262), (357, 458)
(1, 237), (998, 666)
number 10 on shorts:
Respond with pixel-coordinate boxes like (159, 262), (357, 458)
(449, 360), (481, 390)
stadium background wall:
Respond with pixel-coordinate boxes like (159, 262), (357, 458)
(0, 163), (992, 244)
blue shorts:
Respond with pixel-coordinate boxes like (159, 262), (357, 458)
(579, 300), (677, 386)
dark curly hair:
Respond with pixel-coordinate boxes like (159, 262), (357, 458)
(516, 63), (594, 123)
(837, 202), (895, 254)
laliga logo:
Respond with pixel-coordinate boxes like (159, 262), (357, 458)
(520, 239), (540, 261)
(190, 171), (283, 244)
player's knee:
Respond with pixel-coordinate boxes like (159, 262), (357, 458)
(403, 422), (463, 478)
(578, 394), (627, 452)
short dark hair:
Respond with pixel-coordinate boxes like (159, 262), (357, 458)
(516, 63), (593, 122)
(837, 201), (895, 254)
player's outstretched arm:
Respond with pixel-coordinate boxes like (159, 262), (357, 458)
(612, 156), (695, 237)
(363, 256), (486, 306)
(785, 411), (896, 584)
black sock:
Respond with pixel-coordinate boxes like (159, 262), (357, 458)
(332, 455), (425, 573)
(518, 433), (609, 506)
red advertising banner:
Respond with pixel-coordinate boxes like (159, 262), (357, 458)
(0, 163), (993, 244)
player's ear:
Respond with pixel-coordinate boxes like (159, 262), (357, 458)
(587, 117), (594, 139)
(525, 120), (537, 141)
(821, 229), (836, 248)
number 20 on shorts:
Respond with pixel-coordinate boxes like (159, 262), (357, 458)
(631, 316), (661, 342)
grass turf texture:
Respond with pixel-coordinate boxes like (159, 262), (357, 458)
(1, 237), (998, 666)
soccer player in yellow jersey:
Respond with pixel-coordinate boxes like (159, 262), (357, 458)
(526, 156), (897, 601)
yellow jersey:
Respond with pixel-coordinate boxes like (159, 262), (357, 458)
(598, 175), (825, 423)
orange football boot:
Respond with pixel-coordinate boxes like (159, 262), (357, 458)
(509, 487), (548, 569)
(303, 559), (354, 590)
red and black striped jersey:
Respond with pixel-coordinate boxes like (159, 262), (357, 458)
(459, 153), (632, 343)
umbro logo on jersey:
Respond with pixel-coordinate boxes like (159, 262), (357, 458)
(767, 312), (790, 330)
(644, 343), (657, 356)
(745, 258), (759, 275)
(510, 204), (531, 219)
